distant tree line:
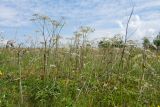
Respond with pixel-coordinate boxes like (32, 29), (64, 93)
(98, 32), (160, 51)
(143, 32), (160, 51)
(98, 34), (124, 48)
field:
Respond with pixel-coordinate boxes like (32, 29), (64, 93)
(0, 43), (160, 106)
(1, 0), (160, 107)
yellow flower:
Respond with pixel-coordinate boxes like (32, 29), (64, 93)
(0, 70), (2, 76)
(158, 105), (160, 107)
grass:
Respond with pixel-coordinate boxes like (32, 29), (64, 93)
(0, 45), (160, 107)
(0, 14), (160, 107)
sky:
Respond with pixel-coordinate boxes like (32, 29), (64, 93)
(0, 0), (160, 44)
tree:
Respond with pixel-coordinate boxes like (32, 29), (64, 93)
(143, 37), (150, 49)
(98, 40), (111, 48)
(98, 34), (124, 48)
(111, 34), (124, 48)
(153, 32), (160, 49)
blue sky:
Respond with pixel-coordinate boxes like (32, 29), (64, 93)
(0, 0), (160, 43)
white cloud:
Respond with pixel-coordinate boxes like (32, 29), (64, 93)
(90, 29), (113, 40)
(0, 4), (30, 27)
(0, 6), (17, 20)
(117, 14), (160, 41)
(116, 20), (124, 29)
(0, 0), (160, 42)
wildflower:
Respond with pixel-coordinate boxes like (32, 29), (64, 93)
(144, 82), (149, 88)
(77, 88), (80, 91)
(114, 86), (118, 90)
(50, 64), (56, 68)
(0, 70), (2, 76)
(103, 83), (107, 87)
(71, 53), (80, 57)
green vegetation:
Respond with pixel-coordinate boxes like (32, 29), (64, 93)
(0, 15), (160, 107)
(153, 32), (160, 50)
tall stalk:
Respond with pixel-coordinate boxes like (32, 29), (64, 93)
(17, 45), (23, 105)
(118, 6), (134, 106)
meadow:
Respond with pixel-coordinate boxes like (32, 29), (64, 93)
(0, 14), (160, 107)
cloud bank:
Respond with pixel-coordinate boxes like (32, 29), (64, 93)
(0, 0), (160, 41)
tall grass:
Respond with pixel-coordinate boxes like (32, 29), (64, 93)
(0, 15), (160, 107)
